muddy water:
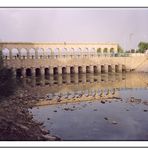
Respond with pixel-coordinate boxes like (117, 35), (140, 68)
(29, 73), (148, 140)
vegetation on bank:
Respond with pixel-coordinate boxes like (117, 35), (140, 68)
(0, 51), (17, 98)
(137, 42), (148, 53)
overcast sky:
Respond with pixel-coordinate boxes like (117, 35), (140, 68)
(0, 8), (148, 50)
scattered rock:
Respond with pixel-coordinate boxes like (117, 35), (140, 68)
(104, 117), (108, 120)
(112, 121), (118, 125)
(101, 100), (105, 104)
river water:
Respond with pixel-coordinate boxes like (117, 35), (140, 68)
(27, 73), (148, 140)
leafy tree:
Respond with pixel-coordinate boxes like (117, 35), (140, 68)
(0, 51), (17, 98)
(117, 44), (123, 53)
(137, 42), (148, 53)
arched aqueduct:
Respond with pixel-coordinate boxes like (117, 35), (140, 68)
(0, 42), (147, 77)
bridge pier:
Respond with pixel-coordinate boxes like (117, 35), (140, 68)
(22, 68), (26, 77)
(31, 68), (36, 77)
(74, 66), (78, 74)
(58, 66), (62, 75)
(66, 66), (70, 74)
(50, 66), (53, 75)
(118, 64), (122, 73)
(111, 65), (115, 73)
(41, 67), (45, 76)
(82, 66), (86, 73)
(90, 65), (94, 73)
(104, 64), (108, 73)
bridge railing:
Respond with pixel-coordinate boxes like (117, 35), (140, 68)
(2, 52), (147, 60)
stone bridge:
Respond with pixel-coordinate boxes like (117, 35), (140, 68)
(0, 42), (147, 77)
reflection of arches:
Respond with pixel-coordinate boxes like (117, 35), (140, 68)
(2, 48), (9, 58)
(101, 65), (105, 73)
(108, 65), (112, 72)
(110, 48), (114, 53)
(103, 48), (108, 53)
(115, 65), (119, 72)
(86, 66), (90, 73)
(70, 66), (75, 74)
(45, 68), (49, 75)
(53, 67), (58, 75)
(26, 68), (32, 76)
(78, 66), (82, 74)
(62, 67), (66, 74)
(16, 68), (22, 77)
(36, 68), (41, 76)
(29, 48), (35, 59)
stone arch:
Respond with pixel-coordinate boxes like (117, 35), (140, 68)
(78, 66), (83, 74)
(11, 48), (19, 58)
(35, 68), (41, 76)
(101, 65), (105, 73)
(37, 48), (44, 59)
(20, 48), (27, 59)
(108, 65), (112, 72)
(45, 48), (51, 58)
(62, 67), (66, 74)
(115, 65), (119, 72)
(93, 65), (98, 73)
(97, 48), (101, 53)
(103, 48), (108, 53)
(2, 48), (10, 58)
(45, 68), (49, 75)
(53, 67), (58, 75)
(110, 48), (114, 53)
(86, 66), (90, 73)
(26, 68), (32, 76)
(16, 68), (22, 77)
(29, 48), (35, 59)
(53, 48), (59, 56)
(70, 66), (75, 74)
(122, 65), (126, 72)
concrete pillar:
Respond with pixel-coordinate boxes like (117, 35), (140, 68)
(90, 65), (94, 73)
(41, 67), (45, 76)
(118, 64), (122, 73)
(82, 66), (86, 73)
(74, 66), (78, 74)
(104, 64), (108, 73)
(22, 68), (26, 77)
(49, 67), (53, 75)
(31, 68), (36, 77)
(111, 65), (115, 73)
(66, 66), (70, 74)
(58, 66), (62, 74)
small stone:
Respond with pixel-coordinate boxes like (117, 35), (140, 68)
(112, 121), (118, 124)
(47, 118), (50, 120)
(101, 100), (105, 104)
(53, 110), (57, 112)
(143, 109), (148, 112)
(104, 117), (108, 120)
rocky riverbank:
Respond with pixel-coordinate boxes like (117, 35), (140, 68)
(0, 89), (61, 141)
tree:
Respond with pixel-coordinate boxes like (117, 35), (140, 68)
(0, 51), (17, 98)
(117, 44), (123, 53)
(137, 42), (148, 53)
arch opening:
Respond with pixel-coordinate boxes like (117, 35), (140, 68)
(101, 65), (105, 73)
(45, 68), (49, 76)
(26, 68), (32, 76)
(86, 66), (90, 73)
(94, 66), (98, 73)
(53, 67), (58, 75)
(62, 67), (66, 74)
(78, 66), (83, 74)
(16, 68), (22, 77)
(36, 68), (41, 76)
(108, 65), (112, 72)
(70, 67), (75, 74)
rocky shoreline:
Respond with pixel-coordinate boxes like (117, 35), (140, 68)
(0, 88), (61, 141)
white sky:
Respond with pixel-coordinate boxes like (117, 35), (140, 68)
(0, 8), (148, 50)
